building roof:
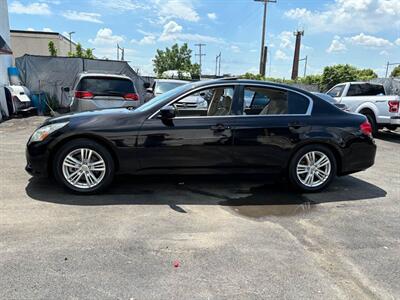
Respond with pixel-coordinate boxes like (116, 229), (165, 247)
(10, 29), (77, 46)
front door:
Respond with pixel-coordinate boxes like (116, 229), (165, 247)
(136, 85), (239, 172)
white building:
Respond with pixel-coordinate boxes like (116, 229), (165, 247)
(0, 0), (13, 119)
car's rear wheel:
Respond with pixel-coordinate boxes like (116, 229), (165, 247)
(288, 145), (336, 192)
(53, 139), (114, 194)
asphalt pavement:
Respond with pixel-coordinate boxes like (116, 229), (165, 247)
(0, 116), (399, 299)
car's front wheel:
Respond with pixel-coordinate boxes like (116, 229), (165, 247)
(288, 145), (336, 192)
(53, 138), (115, 194)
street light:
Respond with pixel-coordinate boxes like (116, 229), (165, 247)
(68, 31), (75, 53)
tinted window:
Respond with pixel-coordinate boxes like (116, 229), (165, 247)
(347, 84), (364, 96)
(77, 77), (135, 96)
(360, 84), (385, 96)
(327, 85), (345, 97)
(155, 81), (187, 94)
(173, 86), (234, 117)
(288, 92), (310, 114)
(242, 87), (309, 115)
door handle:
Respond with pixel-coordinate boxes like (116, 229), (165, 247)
(288, 122), (307, 129)
(211, 124), (230, 132)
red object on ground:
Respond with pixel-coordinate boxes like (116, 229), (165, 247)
(173, 260), (180, 268)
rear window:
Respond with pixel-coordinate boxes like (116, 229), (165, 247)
(348, 84), (385, 96)
(77, 77), (135, 96)
(155, 82), (187, 94)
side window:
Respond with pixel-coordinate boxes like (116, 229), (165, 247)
(347, 84), (363, 96)
(288, 92), (310, 114)
(242, 87), (287, 115)
(173, 86), (234, 117)
(327, 85), (344, 97)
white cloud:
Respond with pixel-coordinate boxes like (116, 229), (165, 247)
(158, 21), (222, 43)
(132, 35), (157, 45)
(284, 0), (399, 34)
(376, 0), (400, 15)
(278, 31), (293, 49)
(42, 27), (53, 32)
(326, 36), (347, 53)
(395, 38), (400, 46)
(90, 0), (143, 11)
(62, 11), (103, 23)
(27, 28), (35, 31)
(207, 12), (217, 20)
(89, 28), (125, 45)
(347, 33), (393, 48)
(156, 0), (200, 22)
(379, 50), (389, 56)
(230, 45), (240, 53)
(275, 50), (290, 61)
(9, 1), (51, 15)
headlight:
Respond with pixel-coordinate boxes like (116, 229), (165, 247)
(29, 122), (69, 143)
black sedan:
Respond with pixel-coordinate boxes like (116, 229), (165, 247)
(26, 79), (376, 194)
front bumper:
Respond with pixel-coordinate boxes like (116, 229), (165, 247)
(25, 142), (50, 177)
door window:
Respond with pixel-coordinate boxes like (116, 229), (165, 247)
(327, 85), (345, 97)
(242, 86), (310, 115)
(173, 86), (234, 117)
(347, 84), (363, 96)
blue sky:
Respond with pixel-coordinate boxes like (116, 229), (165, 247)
(8, 0), (400, 77)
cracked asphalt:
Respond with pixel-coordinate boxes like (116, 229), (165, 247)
(1, 116), (399, 299)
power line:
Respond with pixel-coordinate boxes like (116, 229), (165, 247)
(195, 43), (206, 78)
(254, 0), (277, 76)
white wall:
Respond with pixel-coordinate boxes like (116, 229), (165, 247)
(0, 0), (13, 118)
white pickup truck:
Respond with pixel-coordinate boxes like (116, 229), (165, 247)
(327, 82), (400, 134)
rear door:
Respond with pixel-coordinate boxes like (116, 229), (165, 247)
(77, 76), (139, 109)
(232, 85), (312, 172)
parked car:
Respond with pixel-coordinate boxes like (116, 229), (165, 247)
(67, 72), (140, 112)
(326, 82), (400, 134)
(312, 92), (349, 111)
(26, 79), (376, 194)
(144, 79), (188, 102)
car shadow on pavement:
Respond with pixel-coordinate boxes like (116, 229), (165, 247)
(26, 174), (386, 217)
(375, 130), (400, 144)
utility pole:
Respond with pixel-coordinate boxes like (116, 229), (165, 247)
(385, 61), (400, 78)
(254, 0), (276, 76)
(68, 31), (75, 53)
(117, 44), (124, 61)
(299, 56), (308, 77)
(195, 43), (206, 78)
(291, 30), (304, 80)
(215, 52), (221, 77)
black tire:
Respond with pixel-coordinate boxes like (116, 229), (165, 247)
(288, 145), (337, 193)
(363, 112), (378, 136)
(53, 138), (115, 194)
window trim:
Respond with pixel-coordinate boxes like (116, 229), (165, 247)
(147, 82), (313, 119)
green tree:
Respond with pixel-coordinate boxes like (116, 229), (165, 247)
(391, 65), (400, 77)
(321, 64), (378, 90)
(153, 43), (198, 79)
(48, 41), (57, 56)
(84, 48), (95, 59)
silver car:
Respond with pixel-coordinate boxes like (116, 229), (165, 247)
(68, 73), (140, 112)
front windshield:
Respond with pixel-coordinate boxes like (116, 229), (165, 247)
(136, 84), (189, 112)
(155, 81), (187, 94)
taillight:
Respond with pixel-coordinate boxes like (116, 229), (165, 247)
(388, 101), (399, 113)
(360, 120), (372, 136)
(75, 91), (94, 99)
(124, 93), (139, 101)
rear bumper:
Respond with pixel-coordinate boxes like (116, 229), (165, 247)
(389, 116), (400, 125)
(339, 137), (376, 175)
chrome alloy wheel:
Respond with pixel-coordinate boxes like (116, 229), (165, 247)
(296, 151), (331, 188)
(62, 148), (106, 189)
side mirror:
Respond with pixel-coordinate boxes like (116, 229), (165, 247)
(159, 105), (176, 120)
(63, 87), (70, 92)
(146, 87), (154, 93)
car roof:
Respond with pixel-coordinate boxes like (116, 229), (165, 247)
(76, 72), (132, 80)
(155, 79), (190, 84)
